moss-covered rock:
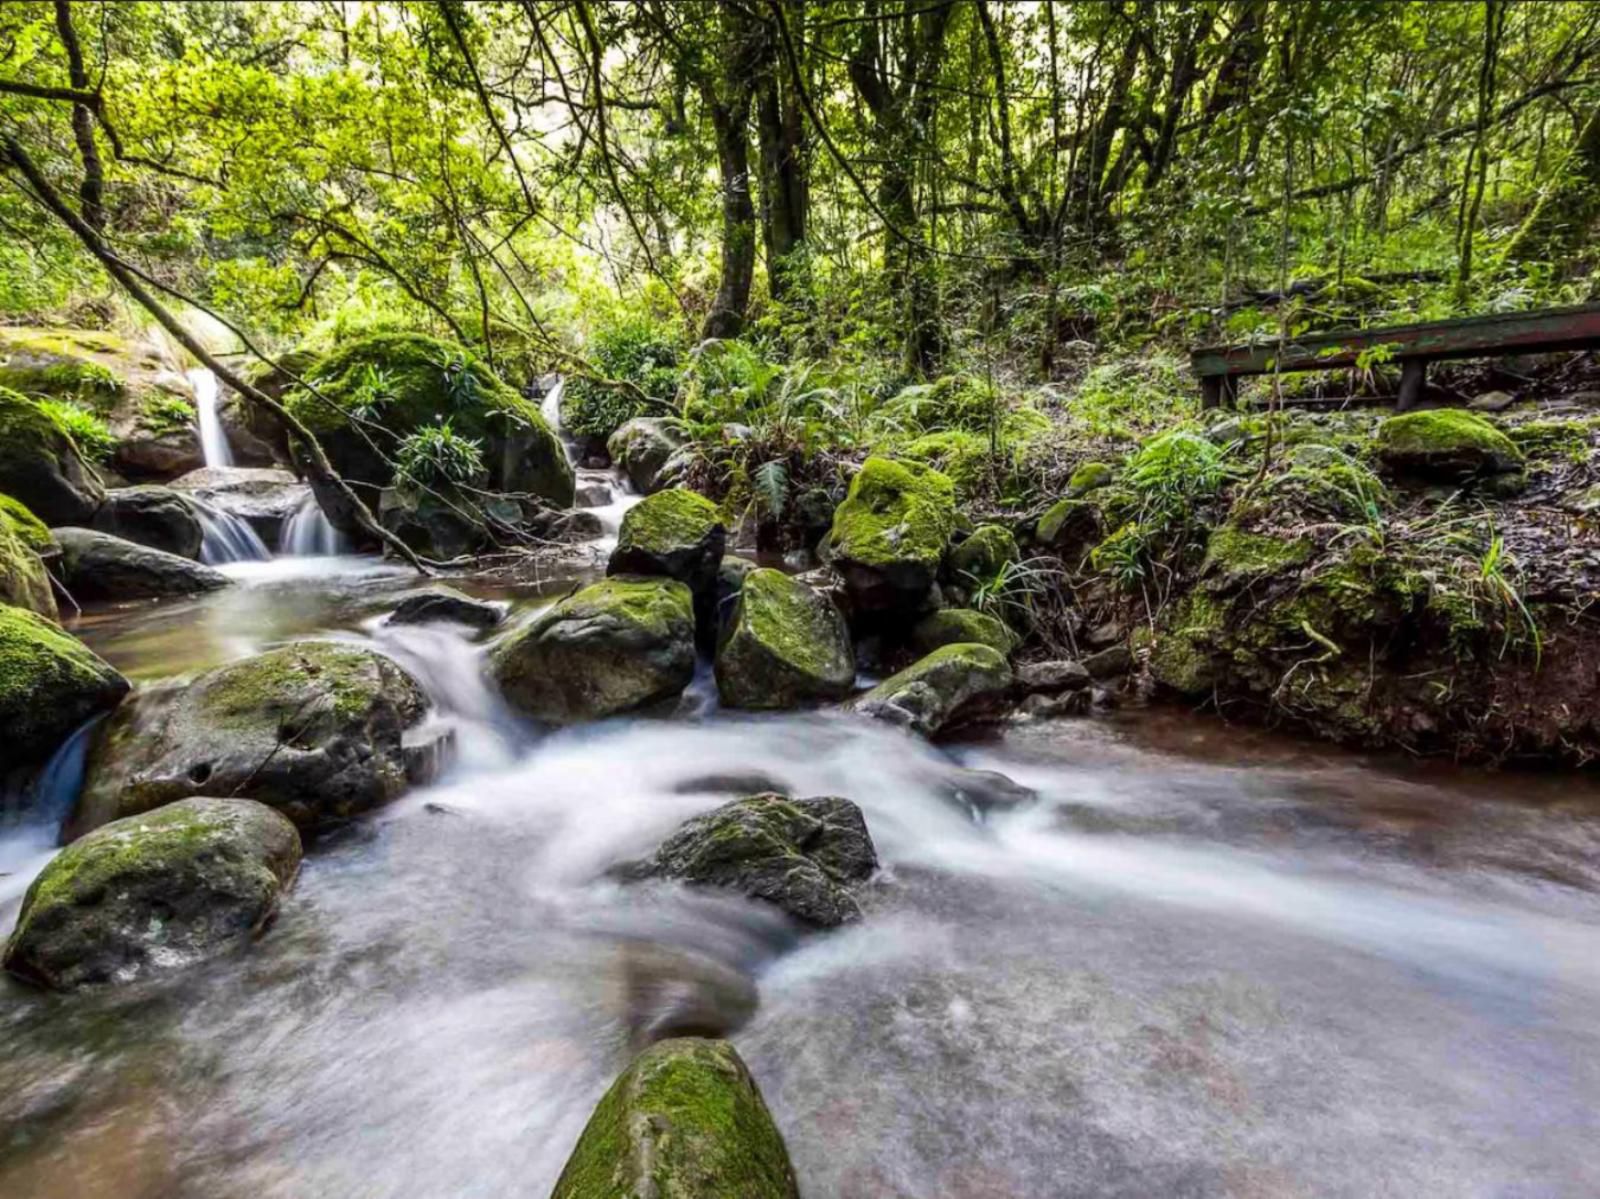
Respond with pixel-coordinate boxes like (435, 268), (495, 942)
(0, 603), (129, 770)
(1034, 496), (1103, 566)
(1376, 409), (1522, 481)
(854, 642), (1013, 737)
(3, 797), (301, 991)
(822, 457), (957, 615)
(715, 568), (854, 710)
(70, 641), (442, 837)
(90, 484), (203, 559)
(552, 1037), (799, 1199)
(909, 608), (1015, 657)
(0, 499), (57, 619)
(946, 524), (1020, 584)
(1067, 461), (1115, 496)
(608, 488), (726, 599)
(627, 793), (877, 927)
(1200, 525), (1312, 589)
(0, 385), (104, 525)
(489, 576), (696, 724)
(0, 493), (53, 553)
(607, 417), (687, 494)
(53, 527), (228, 600)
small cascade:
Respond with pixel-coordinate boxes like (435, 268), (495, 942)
(195, 498), (271, 564)
(188, 366), (233, 468)
(281, 491), (347, 556)
(539, 377), (565, 438)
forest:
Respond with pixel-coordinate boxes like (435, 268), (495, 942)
(2, 2), (1600, 1197)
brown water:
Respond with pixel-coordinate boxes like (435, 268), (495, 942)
(4, 555), (1600, 1197)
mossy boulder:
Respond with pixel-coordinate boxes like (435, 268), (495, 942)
(0, 499), (57, 619)
(854, 642), (1013, 737)
(715, 568), (854, 710)
(284, 333), (573, 534)
(552, 1037), (799, 1199)
(628, 793), (877, 927)
(1034, 496), (1103, 565)
(1200, 525), (1312, 590)
(3, 797), (301, 991)
(0, 493), (53, 553)
(1376, 409), (1522, 482)
(489, 576), (696, 724)
(53, 527), (229, 601)
(909, 608), (1015, 657)
(822, 457), (957, 615)
(1067, 460), (1115, 496)
(946, 524), (1020, 584)
(90, 484), (203, 559)
(70, 641), (443, 837)
(0, 385), (105, 526)
(0, 603), (129, 770)
(608, 488), (726, 600)
(607, 417), (687, 494)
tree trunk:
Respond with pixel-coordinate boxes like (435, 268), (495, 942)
(755, 0), (807, 301)
(703, 96), (756, 340)
(1503, 103), (1600, 268)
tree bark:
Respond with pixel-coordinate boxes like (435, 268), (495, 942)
(704, 93), (757, 339)
(755, 3), (808, 304)
(53, 0), (106, 233)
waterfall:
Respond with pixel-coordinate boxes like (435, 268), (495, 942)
(281, 491), (347, 556)
(539, 377), (565, 440)
(188, 366), (233, 468)
(195, 498), (270, 563)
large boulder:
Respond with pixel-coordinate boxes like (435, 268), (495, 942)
(822, 457), (956, 615)
(909, 608), (1015, 657)
(607, 417), (687, 494)
(284, 333), (573, 535)
(489, 577), (696, 724)
(607, 488), (726, 599)
(854, 642), (1013, 737)
(0, 386), (105, 526)
(1376, 410), (1522, 482)
(3, 797), (300, 990)
(552, 1037), (799, 1199)
(168, 466), (305, 544)
(0, 496), (57, 619)
(69, 641), (443, 837)
(0, 603), (129, 771)
(90, 485), (203, 559)
(628, 793), (876, 927)
(52, 527), (229, 601)
(715, 568), (855, 710)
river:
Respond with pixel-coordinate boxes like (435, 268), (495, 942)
(3, 547), (1600, 1197)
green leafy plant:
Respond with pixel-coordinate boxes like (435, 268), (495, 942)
(38, 397), (114, 463)
(349, 362), (398, 423)
(561, 316), (682, 440)
(395, 420), (485, 490)
(139, 394), (196, 436)
(440, 355), (479, 409)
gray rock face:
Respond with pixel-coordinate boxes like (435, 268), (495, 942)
(52, 527), (229, 600)
(630, 793), (877, 927)
(715, 568), (855, 710)
(854, 642), (1014, 737)
(937, 767), (1038, 817)
(91, 485), (204, 558)
(3, 797), (301, 991)
(386, 586), (504, 629)
(70, 641), (444, 837)
(168, 466), (305, 543)
(1016, 659), (1091, 695)
(1083, 644), (1133, 679)
(607, 417), (687, 494)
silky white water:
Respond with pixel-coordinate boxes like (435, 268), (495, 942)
(280, 491), (347, 556)
(187, 366), (232, 468)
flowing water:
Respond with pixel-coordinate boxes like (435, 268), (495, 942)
(280, 492), (348, 557)
(188, 367), (232, 470)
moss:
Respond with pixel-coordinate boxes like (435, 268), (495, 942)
(203, 642), (398, 726)
(1376, 409), (1521, 466)
(616, 488), (721, 555)
(139, 394), (197, 436)
(827, 457), (956, 571)
(0, 493), (52, 553)
(1148, 590), (1225, 695)
(552, 576), (696, 640)
(947, 524), (1021, 583)
(0, 602), (128, 763)
(1067, 461), (1114, 496)
(1202, 526), (1312, 587)
(0, 386), (64, 466)
(717, 569), (853, 709)
(910, 608), (1015, 656)
(0, 505), (56, 618)
(1506, 417), (1598, 463)
(870, 641), (1008, 690)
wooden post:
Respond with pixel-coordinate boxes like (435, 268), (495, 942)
(1397, 358), (1426, 411)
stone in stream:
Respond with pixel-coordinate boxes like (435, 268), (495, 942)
(489, 576), (696, 724)
(715, 568), (855, 710)
(821, 456), (957, 617)
(908, 607), (1015, 658)
(607, 488), (726, 600)
(1015, 659), (1091, 695)
(937, 766), (1038, 817)
(628, 793), (877, 928)
(385, 586), (504, 629)
(52, 527), (229, 600)
(854, 642), (1014, 738)
(607, 416), (687, 494)
(0, 385), (105, 526)
(3, 797), (301, 991)
(90, 484), (204, 559)
(551, 1037), (799, 1199)
(0, 495), (58, 619)
(1083, 644), (1133, 679)
(0, 603), (130, 771)
(68, 641), (445, 838)
(168, 466), (305, 544)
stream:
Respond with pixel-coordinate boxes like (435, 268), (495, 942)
(4, 466), (1600, 1195)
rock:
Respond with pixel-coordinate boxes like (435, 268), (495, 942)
(1083, 644), (1133, 679)
(385, 586), (503, 629)
(1468, 390), (1517, 413)
(607, 417), (687, 494)
(551, 1038), (799, 1199)
(1016, 659), (1091, 695)
(1035, 496), (1102, 564)
(1067, 460), (1115, 496)
(52, 527), (229, 601)
(793, 486), (837, 551)
(1017, 690), (1090, 719)
(90, 485), (203, 558)
(713, 554), (760, 637)
(69, 641), (442, 837)
(550, 508), (605, 539)
(607, 488), (726, 599)
(0, 386), (105, 526)
(489, 576), (696, 724)
(111, 425), (203, 481)
(715, 568), (855, 710)
(378, 487), (492, 559)
(168, 466), (305, 544)
(938, 767), (1037, 816)
(1376, 409), (1522, 481)
(854, 642), (1013, 737)
(574, 474), (614, 507)
(909, 608), (1015, 657)
(217, 391), (280, 466)
(671, 770), (791, 797)
(0, 603), (129, 770)
(0, 497), (57, 619)
(2, 798), (301, 991)
(946, 523), (1021, 585)
(629, 793), (876, 927)
(822, 457), (957, 616)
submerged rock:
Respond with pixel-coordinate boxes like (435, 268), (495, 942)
(1376, 409), (1522, 482)
(52, 527), (229, 600)
(822, 457), (956, 616)
(386, 586), (503, 629)
(607, 417), (687, 494)
(0, 603), (129, 770)
(0, 496), (57, 619)
(909, 608), (1015, 657)
(715, 568), (854, 710)
(70, 641), (441, 837)
(937, 766), (1038, 817)
(489, 576), (696, 724)
(0, 386), (105, 526)
(607, 488), (726, 599)
(629, 793), (876, 927)
(552, 1037), (799, 1199)
(90, 485), (203, 559)
(854, 642), (1013, 737)
(3, 797), (301, 991)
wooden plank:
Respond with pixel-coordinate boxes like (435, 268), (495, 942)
(1191, 301), (1600, 378)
